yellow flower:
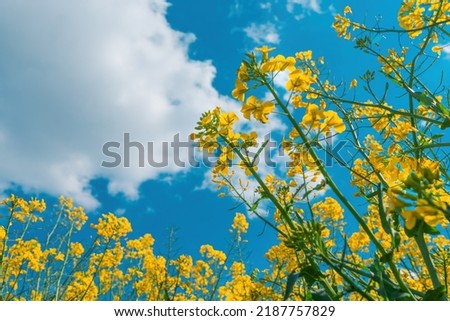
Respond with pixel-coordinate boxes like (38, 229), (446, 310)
(431, 45), (443, 56)
(398, 3), (425, 38)
(312, 197), (344, 221)
(286, 69), (316, 92)
(348, 230), (370, 252)
(64, 271), (98, 300)
(231, 79), (248, 101)
(171, 255), (193, 278)
(295, 50), (313, 61)
(54, 252), (65, 261)
(69, 242), (85, 258)
(350, 78), (357, 88)
(343, 6), (352, 14)
(31, 290), (43, 301)
(91, 213), (132, 241)
(218, 262), (256, 301)
(231, 212), (249, 234)
(261, 54), (296, 73)
(59, 195), (73, 209)
(241, 96), (275, 123)
(237, 63), (250, 81)
(28, 198), (46, 213)
(199, 244), (226, 265)
(333, 14), (352, 38)
(67, 206), (88, 230)
(8, 239), (45, 272)
(321, 110), (346, 133)
(0, 226), (6, 242)
(230, 261), (246, 277)
(218, 111), (239, 134)
(255, 45), (275, 61)
(401, 209), (418, 230)
(301, 103), (323, 130)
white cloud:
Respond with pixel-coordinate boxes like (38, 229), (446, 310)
(0, 0), (237, 209)
(287, 0), (322, 14)
(328, 4), (337, 15)
(244, 22), (280, 45)
(115, 208), (126, 216)
(442, 43), (450, 59)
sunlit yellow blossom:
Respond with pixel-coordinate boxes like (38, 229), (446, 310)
(69, 242), (85, 258)
(218, 111), (239, 135)
(432, 45), (443, 56)
(261, 54), (296, 73)
(291, 95), (308, 108)
(255, 45), (275, 60)
(231, 79), (248, 101)
(241, 96), (275, 123)
(28, 198), (46, 213)
(286, 69), (316, 92)
(54, 252), (65, 261)
(348, 230), (370, 252)
(31, 290), (43, 301)
(321, 110), (346, 133)
(199, 244), (226, 265)
(231, 212), (249, 234)
(333, 14), (352, 38)
(295, 50), (313, 61)
(91, 213), (132, 241)
(0, 226), (6, 242)
(312, 197), (344, 221)
(171, 255), (193, 278)
(65, 271), (98, 300)
(218, 262), (256, 300)
(236, 62), (250, 82)
(8, 239), (45, 272)
(343, 6), (352, 14)
(67, 206), (88, 230)
(398, 2), (425, 38)
(301, 103), (323, 130)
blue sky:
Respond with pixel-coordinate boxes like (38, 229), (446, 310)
(1, 1), (449, 263)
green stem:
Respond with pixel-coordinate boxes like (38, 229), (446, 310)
(414, 223), (442, 290)
(222, 135), (297, 231)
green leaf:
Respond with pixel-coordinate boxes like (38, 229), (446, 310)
(283, 272), (300, 300)
(380, 251), (393, 263)
(422, 223), (440, 235)
(311, 288), (333, 301)
(383, 72), (402, 86)
(377, 184), (392, 235)
(440, 117), (450, 129)
(411, 91), (434, 106)
(430, 134), (444, 140)
(423, 286), (446, 301)
(392, 230), (401, 250)
(380, 82), (389, 103)
(249, 199), (260, 212)
(299, 266), (323, 286)
(404, 224), (419, 237)
(370, 262), (412, 300)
